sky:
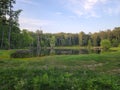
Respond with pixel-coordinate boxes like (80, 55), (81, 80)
(14, 0), (120, 33)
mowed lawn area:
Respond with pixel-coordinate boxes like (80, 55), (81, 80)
(0, 47), (120, 90)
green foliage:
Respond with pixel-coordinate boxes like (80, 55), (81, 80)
(101, 39), (111, 51)
(20, 30), (33, 48)
(87, 39), (92, 50)
(91, 33), (101, 46)
(0, 0), (22, 49)
(112, 39), (119, 47)
(0, 25), (120, 49)
(14, 79), (27, 90)
(0, 20), (22, 49)
(0, 48), (120, 89)
(119, 44), (120, 47)
(0, 69), (119, 90)
(10, 50), (32, 58)
(79, 32), (85, 46)
(0, 50), (15, 58)
(50, 36), (56, 47)
(42, 73), (49, 84)
(33, 76), (41, 90)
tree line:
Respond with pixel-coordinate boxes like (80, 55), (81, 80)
(0, 25), (120, 50)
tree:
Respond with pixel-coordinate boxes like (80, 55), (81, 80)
(79, 32), (85, 46)
(50, 36), (56, 48)
(91, 33), (101, 46)
(0, 0), (9, 23)
(0, 0), (22, 49)
(87, 39), (92, 49)
(112, 27), (120, 45)
(20, 29), (33, 48)
(112, 39), (119, 47)
(36, 30), (42, 56)
(8, 0), (22, 49)
(0, 0), (9, 49)
(101, 39), (111, 51)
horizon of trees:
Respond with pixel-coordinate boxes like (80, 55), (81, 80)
(0, 25), (120, 50)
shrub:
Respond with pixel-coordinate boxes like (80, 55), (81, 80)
(10, 50), (32, 58)
(112, 39), (119, 47)
(101, 39), (111, 51)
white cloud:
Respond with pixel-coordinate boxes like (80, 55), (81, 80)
(62, 0), (108, 18)
(83, 0), (98, 10)
(17, 0), (38, 5)
(72, 0), (119, 17)
(19, 17), (53, 31)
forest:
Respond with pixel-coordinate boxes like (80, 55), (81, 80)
(0, 0), (120, 90)
(1, 24), (120, 49)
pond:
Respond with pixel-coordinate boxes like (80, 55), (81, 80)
(31, 48), (101, 56)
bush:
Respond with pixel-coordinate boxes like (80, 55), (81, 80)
(101, 39), (111, 51)
(112, 39), (119, 47)
(10, 50), (32, 58)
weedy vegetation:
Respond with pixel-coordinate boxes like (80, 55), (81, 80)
(0, 47), (120, 90)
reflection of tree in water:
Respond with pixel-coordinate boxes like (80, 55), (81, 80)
(32, 48), (101, 56)
(79, 49), (89, 54)
(50, 48), (55, 55)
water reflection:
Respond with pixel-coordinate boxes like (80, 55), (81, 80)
(31, 48), (101, 56)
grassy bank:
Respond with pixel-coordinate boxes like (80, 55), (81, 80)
(0, 47), (120, 90)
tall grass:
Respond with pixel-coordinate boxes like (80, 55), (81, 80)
(0, 47), (120, 89)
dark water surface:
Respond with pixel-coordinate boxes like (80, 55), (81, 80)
(32, 48), (101, 56)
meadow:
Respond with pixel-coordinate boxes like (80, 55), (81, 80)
(0, 47), (120, 90)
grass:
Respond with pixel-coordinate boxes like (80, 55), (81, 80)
(0, 47), (120, 90)
(0, 50), (15, 58)
(0, 48), (120, 73)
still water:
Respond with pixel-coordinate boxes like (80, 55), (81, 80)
(32, 48), (101, 56)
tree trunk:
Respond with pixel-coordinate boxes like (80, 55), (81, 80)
(8, 1), (12, 49)
(37, 35), (40, 56)
(1, 30), (4, 49)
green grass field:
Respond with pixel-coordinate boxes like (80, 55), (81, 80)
(0, 47), (120, 90)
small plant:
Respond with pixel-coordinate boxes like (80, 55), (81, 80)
(33, 76), (41, 90)
(14, 79), (27, 90)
